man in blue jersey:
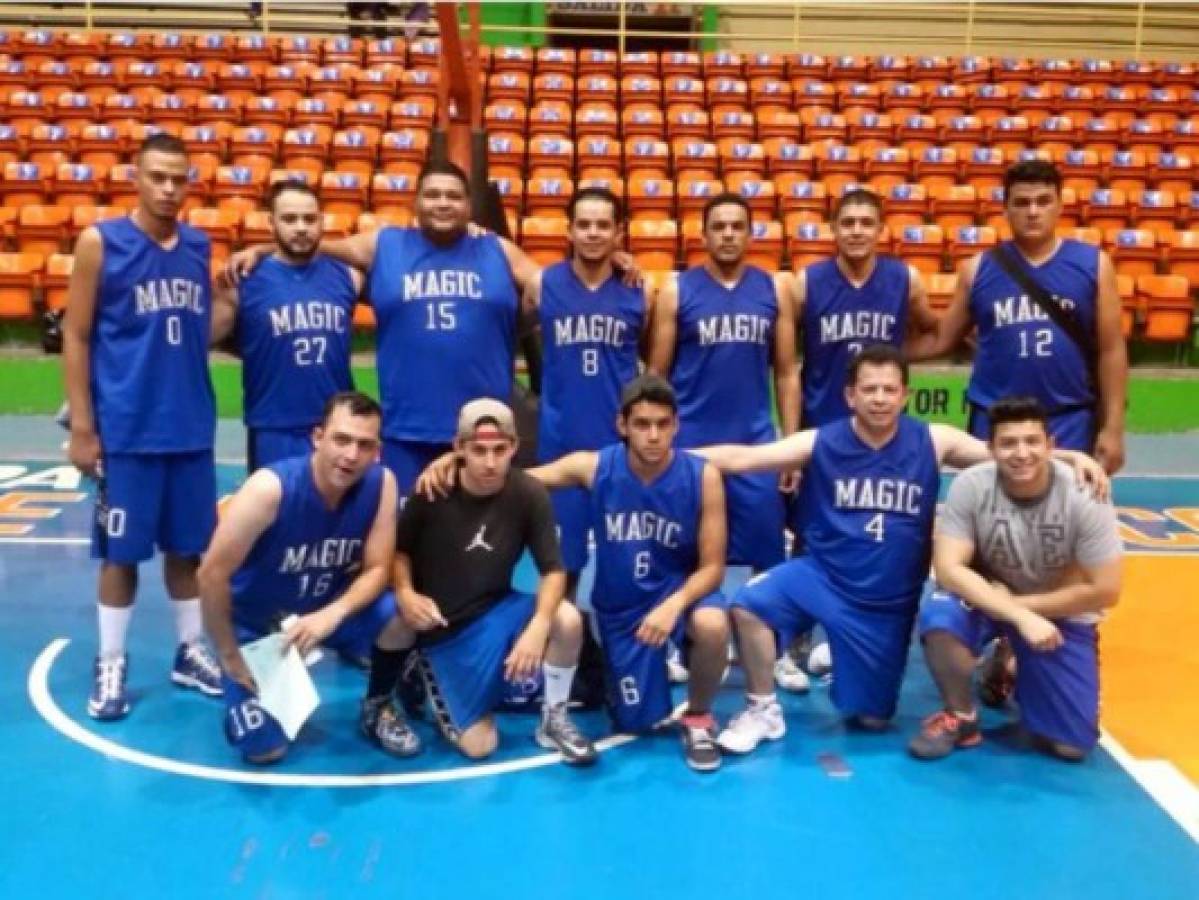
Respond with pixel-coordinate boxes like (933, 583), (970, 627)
(909, 397), (1122, 762)
(212, 180), (362, 472)
(693, 345), (1106, 753)
(63, 132), (223, 721)
(369, 398), (597, 765)
(423, 375), (730, 771)
(199, 392), (418, 764)
(647, 193), (799, 574)
(524, 186), (651, 598)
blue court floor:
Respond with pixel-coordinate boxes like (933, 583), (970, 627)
(1, 454), (1197, 900)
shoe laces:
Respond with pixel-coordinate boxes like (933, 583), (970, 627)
(544, 703), (582, 739)
(922, 710), (963, 737)
(96, 657), (124, 699)
(183, 643), (220, 681)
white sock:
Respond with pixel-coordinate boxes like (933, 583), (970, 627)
(747, 692), (778, 710)
(98, 604), (133, 659)
(542, 663), (576, 709)
(172, 597), (204, 646)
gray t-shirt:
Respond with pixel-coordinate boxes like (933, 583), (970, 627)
(938, 459), (1122, 623)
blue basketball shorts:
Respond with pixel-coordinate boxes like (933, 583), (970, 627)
(91, 450), (217, 564)
(233, 590), (399, 661)
(733, 556), (919, 721)
(382, 439), (453, 496)
(968, 403), (1096, 452)
(247, 426), (313, 472)
(416, 591), (536, 740)
(222, 674), (289, 764)
(724, 470), (785, 570)
(549, 484), (591, 574)
(918, 588), (1101, 751)
(595, 591), (727, 734)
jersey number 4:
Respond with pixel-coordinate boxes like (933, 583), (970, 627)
(865, 512), (885, 542)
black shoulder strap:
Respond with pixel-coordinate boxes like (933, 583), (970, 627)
(988, 243), (1098, 389)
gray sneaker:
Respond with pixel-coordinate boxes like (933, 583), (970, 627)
(679, 713), (722, 773)
(908, 709), (982, 760)
(360, 695), (422, 758)
(535, 702), (598, 766)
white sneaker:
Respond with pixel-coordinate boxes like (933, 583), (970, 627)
(666, 643), (689, 683)
(717, 701), (786, 754)
(773, 654), (811, 693)
(807, 641), (833, 677)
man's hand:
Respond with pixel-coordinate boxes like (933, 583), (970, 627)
(504, 615), (550, 681)
(400, 591), (448, 632)
(220, 244), (271, 287)
(282, 606), (344, 656)
(68, 428), (102, 477)
(779, 469), (800, 495)
(611, 250), (645, 287)
(414, 452), (459, 501)
(1013, 609), (1063, 653)
(636, 595), (684, 647)
(219, 649), (257, 694)
(1062, 450), (1111, 502)
(1093, 427), (1125, 476)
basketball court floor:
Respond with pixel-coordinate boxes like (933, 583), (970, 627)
(1, 422), (1196, 899)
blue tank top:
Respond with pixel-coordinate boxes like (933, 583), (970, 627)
(236, 254), (356, 429)
(230, 456), (385, 632)
(367, 228), (518, 442)
(92, 217), (214, 453)
(967, 239), (1098, 413)
(589, 444), (705, 620)
(671, 265), (777, 446)
(537, 262), (645, 460)
(797, 415), (939, 606)
(802, 256), (909, 426)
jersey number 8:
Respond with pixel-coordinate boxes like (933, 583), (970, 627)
(582, 348), (599, 376)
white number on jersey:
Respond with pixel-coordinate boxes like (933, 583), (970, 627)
(166, 315), (182, 346)
(226, 700), (265, 739)
(619, 676), (641, 706)
(634, 550), (651, 579)
(105, 507), (126, 538)
(293, 335), (327, 366)
(298, 572), (333, 599)
(1018, 328), (1053, 358)
(582, 348), (599, 376)
(426, 301), (457, 331)
(865, 512), (885, 543)
(846, 340), (863, 356)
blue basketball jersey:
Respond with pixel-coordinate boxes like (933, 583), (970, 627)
(236, 254), (356, 430)
(367, 228), (518, 442)
(589, 444), (704, 620)
(796, 415), (939, 605)
(801, 256), (909, 426)
(92, 217), (214, 453)
(537, 262), (645, 460)
(968, 239), (1099, 413)
(671, 265), (778, 446)
(230, 456), (384, 632)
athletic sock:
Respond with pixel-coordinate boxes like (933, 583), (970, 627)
(951, 707), (978, 722)
(542, 663), (576, 709)
(747, 691), (778, 709)
(171, 597), (204, 646)
(367, 645), (405, 700)
(98, 604), (133, 659)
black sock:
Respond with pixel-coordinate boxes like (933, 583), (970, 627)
(366, 645), (406, 699)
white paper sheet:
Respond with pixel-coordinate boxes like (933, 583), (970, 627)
(240, 632), (320, 741)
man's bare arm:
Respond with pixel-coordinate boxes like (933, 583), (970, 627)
(210, 280), (238, 345)
(645, 277), (678, 376)
(693, 430), (817, 475)
(905, 256), (977, 360)
(1092, 251), (1128, 474)
(63, 227), (103, 476)
(1018, 557), (1122, 619)
(526, 451), (600, 491)
(772, 272), (800, 436)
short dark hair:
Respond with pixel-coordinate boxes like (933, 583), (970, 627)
(701, 192), (752, 230)
(988, 396), (1049, 435)
(831, 187), (883, 222)
(619, 373), (677, 417)
(568, 186), (623, 224)
(137, 132), (187, 160)
(321, 390), (382, 425)
(1003, 159), (1062, 197)
(265, 178), (319, 212)
(847, 344), (909, 387)
(416, 159), (471, 194)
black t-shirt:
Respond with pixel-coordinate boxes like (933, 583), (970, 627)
(395, 469), (562, 644)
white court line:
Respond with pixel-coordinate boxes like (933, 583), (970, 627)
(1100, 729), (1199, 844)
(28, 638), (637, 788)
(0, 537), (89, 545)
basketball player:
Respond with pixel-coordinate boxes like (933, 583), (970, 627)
(211, 180), (361, 471)
(365, 399), (596, 764)
(63, 132), (222, 720)
(647, 193), (799, 573)
(693, 345), (1107, 753)
(199, 392), (418, 764)
(909, 397), (1122, 761)
(419, 375), (730, 771)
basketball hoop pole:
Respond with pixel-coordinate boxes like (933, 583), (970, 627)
(434, 2), (489, 223)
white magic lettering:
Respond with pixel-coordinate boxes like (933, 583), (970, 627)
(554, 314), (628, 347)
(819, 310), (896, 344)
(834, 477), (923, 514)
(279, 538), (362, 573)
(268, 301), (348, 336)
(993, 293), (1076, 327)
(402, 270), (483, 302)
(604, 511), (682, 548)
(697, 314), (771, 345)
(133, 278), (204, 315)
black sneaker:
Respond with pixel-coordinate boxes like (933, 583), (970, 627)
(978, 637), (1016, 708)
(680, 712), (722, 772)
(360, 695), (422, 758)
(535, 702), (598, 766)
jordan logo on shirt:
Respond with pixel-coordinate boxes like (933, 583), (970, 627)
(466, 524), (494, 553)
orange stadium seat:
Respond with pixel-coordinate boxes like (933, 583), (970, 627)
(846, 112), (894, 155)
(535, 47), (576, 76)
(1152, 152), (1194, 196)
(489, 72), (531, 103)
(216, 63), (262, 102)
(26, 124), (73, 169)
(0, 252), (42, 320)
(913, 147), (958, 191)
(577, 75), (617, 106)
(873, 55), (912, 86)
(281, 127), (332, 181)
(357, 211), (412, 234)
(622, 75), (662, 108)
(576, 135), (620, 180)
(150, 93), (194, 125)
(728, 173), (777, 216)
(42, 252), (73, 312)
(521, 216), (569, 266)
(59, 31), (102, 67)
(677, 176), (724, 219)
(882, 82), (923, 117)
(263, 64), (309, 106)
(671, 139), (719, 179)
(230, 125), (282, 168)
(667, 107), (711, 141)
(492, 45), (534, 75)
(987, 116), (1032, 157)
(1017, 84), (1057, 121)
(1115, 273), (1137, 339)
(882, 183), (929, 231)
(864, 147), (911, 194)
(746, 220), (784, 271)
(1057, 84), (1097, 117)
(73, 205), (129, 232)
(1106, 228), (1159, 277)
(625, 138), (671, 179)
(484, 99), (528, 134)
(319, 171), (368, 217)
(353, 66), (400, 107)
(1080, 116), (1122, 156)
(713, 109), (756, 142)
(53, 163), (104, 208)
(578, 48), (618, 77)
(529, 100), (573, 138)
(680, 217), (705, 266)
(929, 184), (977, 231)
(778, 178), (828, 227)
(187, 207), (241, 260)
(764, 140), (813, 177)
(1, 162), (48, 207)
(1035, 115), (1079, 156)
(814, 144), (863, 197)
(1058, 226), (1101, 246)
(663, 75), (705, 109)
(1164, 230), (1199, 283)
(575, 103), (619, 140)
(897, 224), (946, 273)
(212, 164), (268, 212)
(1105, 150), (1150, 194)
(1056, 149), (1103, 196)
(628, 219), (678, 270)
(371, 173), (417, 217)
(626, 174), (675, 220)
(706, 77), (748, 113)
(704, 51), (744, 79)
(1085, 189), (1129, 231)
(3, 90), (49, 130)
(293, 97), (339, 130)
(53, 91), (97, 126)
(575, 175), (624, 201)
(1168, 119), (1199, 154)
(970, 84), (1011, 126)
(756, 110), (800, 144)
(829, 55), (871, 86)
(380, 129), (431, 174)
(750, 77), (793, 113)
(719, 139), (767, 177)
(747, 51), (787, 80)
(525, 176), (575, 217)
(925, 271), (957, 311)
(364, 37), (406, 69)
(788, 53), (829, 82)
(788, 221), (835, 269)
(310, 64), (356, 105)
(662, 51), (702, 79)
(322, 35), (363, 67)
(528, 135), (574, 179)
(191, 92), (238, 126)
(170, 61), (214, 103)
(1125, 118), (1168, 156)
(330, 129), (377, 178)
(1132, 190), (1178, 232)
(948, 225), (998, 267)
(926, 82), (968, 118)
(913, 55), (954, 90)
(791, 78), (834, 113)
(14, 204), (71, 257)
(938, 115), (986, 157)
(278, 35), (320, 66)
(389, 98), (435, 131)
(803, 111), (847, 146)
(1137, 274), (1194, 348)
(896, 114), (939, 155)
(838, 82), (881, 118)
(0, 124), (18, 167)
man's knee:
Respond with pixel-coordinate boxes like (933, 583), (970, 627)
(455, 718), (498, 760)
(688, 606), (730, 647)
(377, 614), (416, 650)
(1033, 734), (1089, 762)
(730, 604), (766, 634)
(552, 600), (583, 640)
(244, 744), (288, 766)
